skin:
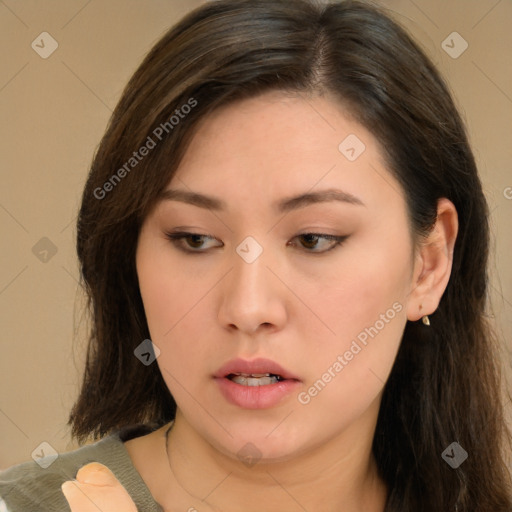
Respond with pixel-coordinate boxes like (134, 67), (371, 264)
(64, 90), (458, 512)
(62, 462), (137, 511)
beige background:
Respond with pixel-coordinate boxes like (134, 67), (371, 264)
(0, 0), (511, 469)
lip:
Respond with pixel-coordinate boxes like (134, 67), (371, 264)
(213, 357), (301, 409)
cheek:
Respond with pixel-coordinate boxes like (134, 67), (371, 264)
(136, 235), (211, 338)
(296, 231), (410, 411)
(306, 226), (411, 345)
(136, 238), (222, 391)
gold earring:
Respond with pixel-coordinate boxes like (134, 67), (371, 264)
(422, 315), (430, 326)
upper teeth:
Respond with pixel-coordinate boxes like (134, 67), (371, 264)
(234, 373), (272, 377)
(230, 373), (280, 386)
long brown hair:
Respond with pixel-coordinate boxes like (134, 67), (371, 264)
(69, 0), (512, 509)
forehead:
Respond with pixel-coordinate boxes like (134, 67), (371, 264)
(177, 91), (355, 175)
(164, 90), (405, 215)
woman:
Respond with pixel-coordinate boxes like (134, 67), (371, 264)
(1, 0), (511, 510)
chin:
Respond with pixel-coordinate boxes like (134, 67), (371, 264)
(207, 422), (312, 465)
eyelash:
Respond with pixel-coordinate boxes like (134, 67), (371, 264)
(165, 231), (348, 254)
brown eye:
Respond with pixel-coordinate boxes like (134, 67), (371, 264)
(185, 234), (208, 249)
(165, 232), (222, 253)
(290, 233), (349, 253)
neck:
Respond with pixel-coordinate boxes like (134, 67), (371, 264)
(162, 403), (388, 512)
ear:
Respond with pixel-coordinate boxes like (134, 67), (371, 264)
(406, 198), (459, 322)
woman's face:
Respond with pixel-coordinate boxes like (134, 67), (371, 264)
(136, 91), (418, 462)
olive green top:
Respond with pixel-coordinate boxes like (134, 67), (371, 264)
(0, 424), (163, 512)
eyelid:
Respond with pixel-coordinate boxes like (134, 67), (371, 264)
(290, 233), (348, 253)
(165, 231), (221, 253)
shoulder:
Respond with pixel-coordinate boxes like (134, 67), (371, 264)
(0, 434), (122, 512)
(0, 424), (163, 512)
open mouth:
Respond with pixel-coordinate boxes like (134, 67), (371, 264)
(215, 359), (301, 408)
(226, 373), (285, 386)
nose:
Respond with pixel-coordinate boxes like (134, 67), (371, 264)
(217, 240), (288, 335)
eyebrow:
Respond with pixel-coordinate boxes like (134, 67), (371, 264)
(159, 187), (365, 213)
